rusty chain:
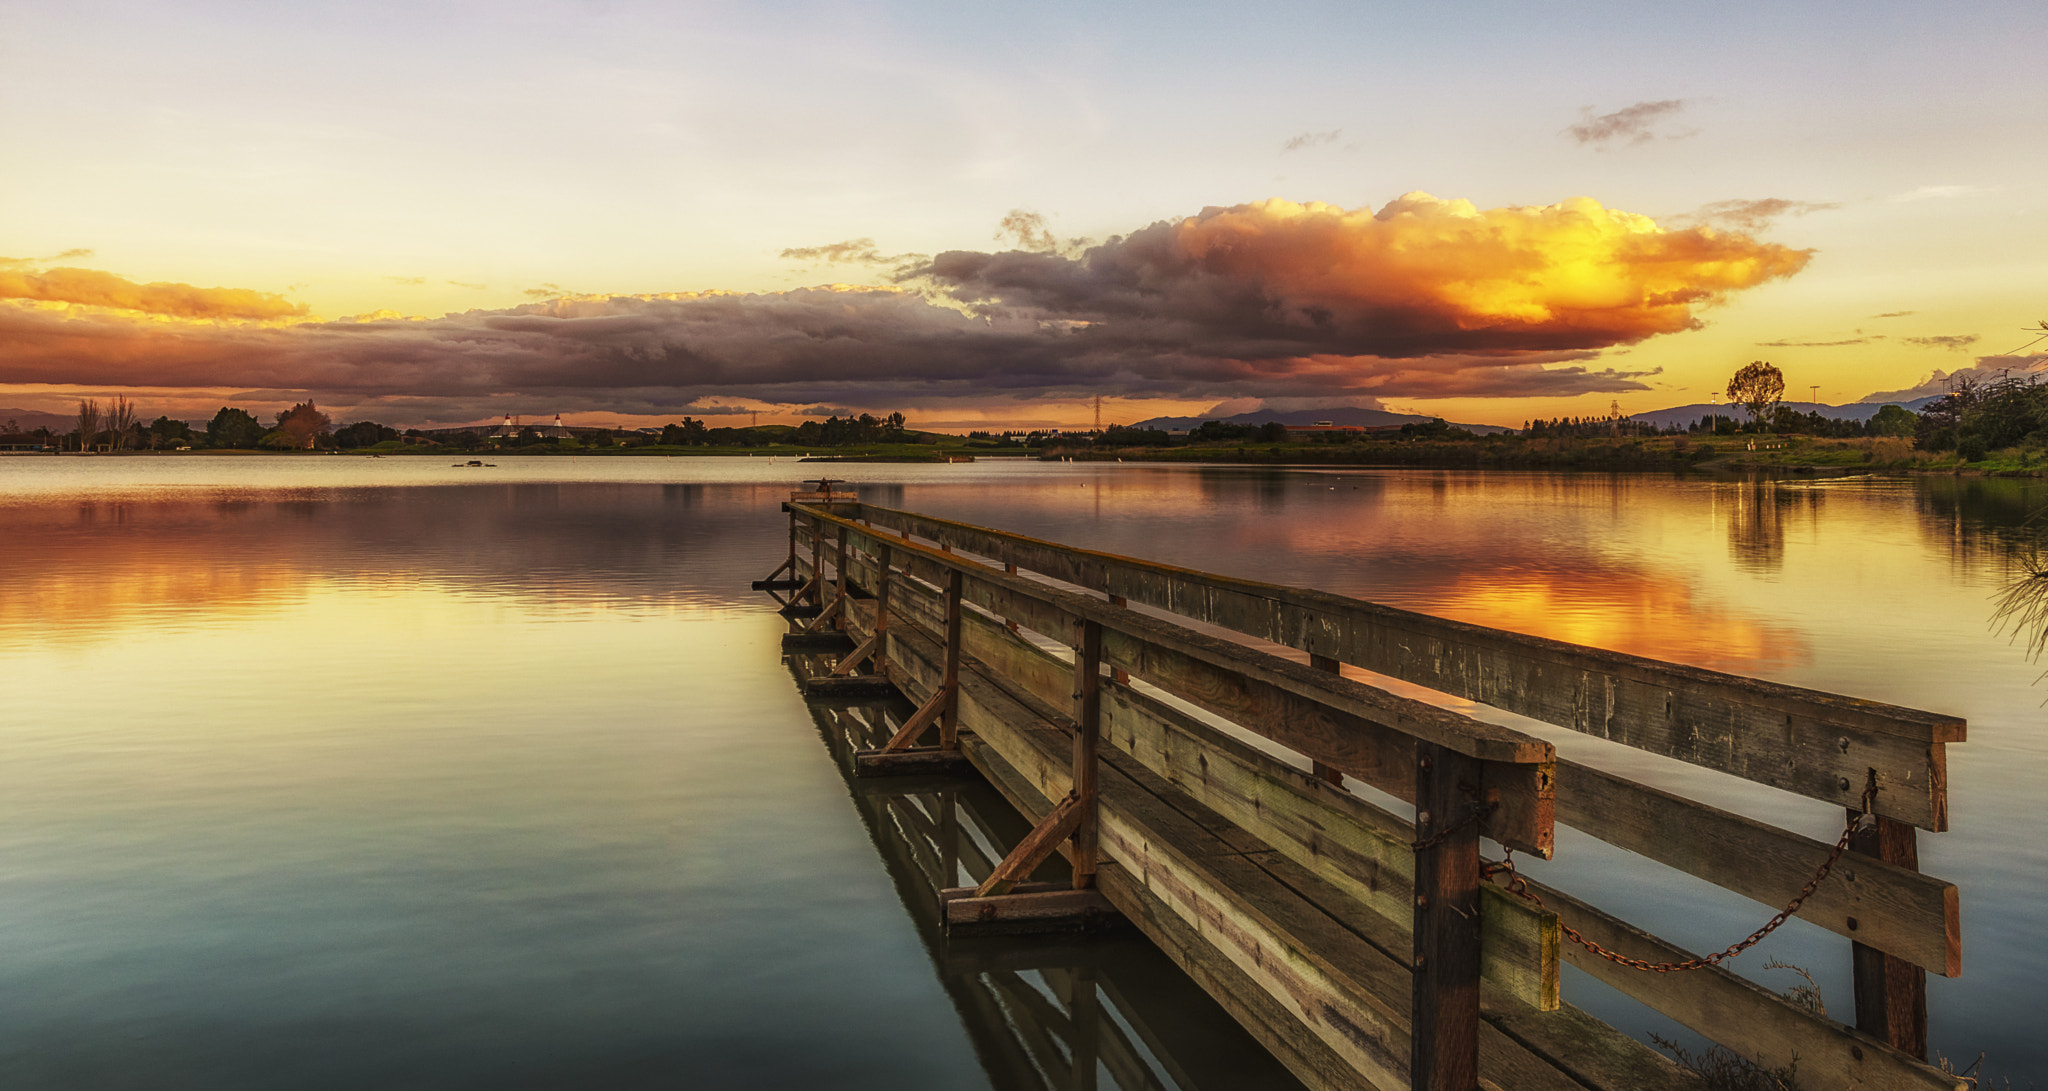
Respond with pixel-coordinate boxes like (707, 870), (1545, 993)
(1479, 771), (1880, 973)
(1408, 786), (1498, 854)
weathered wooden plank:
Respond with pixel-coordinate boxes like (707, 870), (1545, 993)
(835, 502), (1961, 831)
(940, 883), (1122, 935)
(1531, 880), (1965, 1091)
(945, 661), (1600, 1091)
(1555, 760), (1959, 977)
(852, 745), (977, 777)
(804, 507), (1557, 855)
(855, 558), (1561, 1008)
(807, 552), (1672, 1091)
(1101, 686), (1559, 1011)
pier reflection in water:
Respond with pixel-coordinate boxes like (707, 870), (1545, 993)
(804, 685), (1304, 1091)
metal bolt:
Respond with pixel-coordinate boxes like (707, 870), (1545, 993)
(1417, 811), (1432, 831)
(1415, 894), (1429, 909)
(1846, 916), (1859, 932)
(1838, 776), (1851, 792)
(1414, 953), (1427, 969)
(1418, 756), (1432, 773)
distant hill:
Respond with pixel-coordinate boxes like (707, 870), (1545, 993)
(1623, 396), (1943, 430)
(0, 408), (78, 433)
(1130, 406), (1514, 436)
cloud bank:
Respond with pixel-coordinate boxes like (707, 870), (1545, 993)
(0, 266), (307, 321)
(2, 193), (1813, 422)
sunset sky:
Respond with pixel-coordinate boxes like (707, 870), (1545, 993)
(3, 0), (2043, 430)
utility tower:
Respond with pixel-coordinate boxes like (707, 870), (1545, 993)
(1093, 395), (1102, 433)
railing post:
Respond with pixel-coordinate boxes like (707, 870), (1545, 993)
(1851, 814), (1929, 1059)
(872, 543), (892, 679)
(1309, 653), (1346, 785)
(833, 525), (849, 625)
(940, 569), (964, 750)
(1072, 617), (1102, 889)
(1412, 741), (1482, 1091)
(809, 516), (824, 605)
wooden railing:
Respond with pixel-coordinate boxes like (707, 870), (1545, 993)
(772, 497), (1966, 1091)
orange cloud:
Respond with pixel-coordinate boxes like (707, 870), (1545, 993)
(927, 193), (1811, 358)
(0, 192), (1813, 421)
(0, 266), (306, 320)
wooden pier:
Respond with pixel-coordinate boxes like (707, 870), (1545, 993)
(757, 486), (1968, 1091)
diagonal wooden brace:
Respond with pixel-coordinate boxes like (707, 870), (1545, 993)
(832, 631), (883, 676)
(974, 793), (1085, 897)
(802, 592), (845, 633)
(881, 682), (955, 750)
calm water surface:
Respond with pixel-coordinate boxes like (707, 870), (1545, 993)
(2, 455), (2043, 1084)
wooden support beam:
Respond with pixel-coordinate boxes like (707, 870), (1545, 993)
(940, 881), (1120, 936)
(880, 685), (953, 751)
(831, 631), (883, 676)
(751, 577), (805, 591)
(1072, 618), (1103, 890)
(801, 591), (845, 633)
(1852, 814), (1929, 1059)
(1412, 742), (1484, 1091)
(975, 793), (1086, 897)
(781, 631), (855, 654)
(852, 745), (977, 777)
(801, 675), (898, 700)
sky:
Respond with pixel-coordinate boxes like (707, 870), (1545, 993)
(2, 0), (2044, 431)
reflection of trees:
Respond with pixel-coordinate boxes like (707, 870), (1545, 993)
(0, 484), (803, 644)
(1914, 478), (2048, 570)
(1726, 478), (1824, 573)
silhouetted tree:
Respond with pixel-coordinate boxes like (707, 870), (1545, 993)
(75, 398), (102, 452)
(273, 402), (332, 449)
(1726, 361), (1786, 426)
(206, 406), (264, 448)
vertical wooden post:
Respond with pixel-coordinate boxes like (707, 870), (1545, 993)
(872, 544), (892, 679)
(1309, 653), (1346, 785)
(1412, 741), (1482, 1091)
(1851, 814), (1929, 1059)
(833, 525), (849, 620)
(809, 517), (824, 605)
(785, 512), (798, 580)
(1071, 618), (1103, 890)
(1004, 563), (1020, 632)
(939, 569), (965, 750)
(1107, 595), (1130, 684)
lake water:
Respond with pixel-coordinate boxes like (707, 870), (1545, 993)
(2, 455), (2042, 1086)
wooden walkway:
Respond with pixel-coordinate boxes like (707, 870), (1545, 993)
(756, 485), (1968, 1091)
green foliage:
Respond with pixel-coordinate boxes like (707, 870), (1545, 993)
(333, 420), (399, 449)
(1727, 360), (1787, 425)
(206, 406), (264, 448)
(1870, 403), (1918, 437)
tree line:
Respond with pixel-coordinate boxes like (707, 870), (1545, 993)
(0, 399), (408, 451)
